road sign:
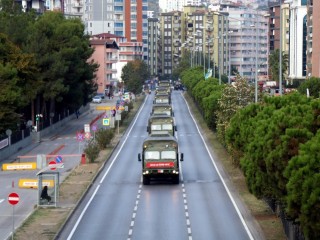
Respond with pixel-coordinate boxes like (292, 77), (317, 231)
(8, 192), (19, 205)
(55, 155), (63, 163)
(49, 160), (56, 170)
(76, 132), (84, 142)
(84, 124), (90, 133)
(103, 118), (110, 126)
(84, 132), (91, 139)
(91, 124), (98, 132)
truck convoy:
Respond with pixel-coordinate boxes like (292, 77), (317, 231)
(138, 80), (183, 185)
(138, 133), (184, 185)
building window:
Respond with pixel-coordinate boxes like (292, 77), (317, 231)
(115, 31), (123, 36)
(115, 22), (123, 27)
(114, 6), (123, 11)
(131, 14), (137, 20)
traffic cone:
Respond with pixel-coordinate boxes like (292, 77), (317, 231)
(81, 154), (86, 164)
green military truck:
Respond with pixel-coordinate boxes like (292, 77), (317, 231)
(155, 86), (171, 95)
(153, 93), (171, 104)
(138, 133), (184, 184)
(150, 104), (174, 117)
(147, 114), (176, 136)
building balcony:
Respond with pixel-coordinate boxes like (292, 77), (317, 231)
(105, 69), (117, 74)
(106, 58), (118, 63)
(72, 2), (83, 8)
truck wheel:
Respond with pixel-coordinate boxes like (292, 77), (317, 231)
(173, 175), (180, 184)
(143, 176), (150, 185)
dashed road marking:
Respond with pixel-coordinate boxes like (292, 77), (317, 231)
(127, 183), (142, 240)
(0, 199), (4, 204)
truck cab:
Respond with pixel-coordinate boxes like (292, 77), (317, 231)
(138, 133), (184, 185)
(147, 114), (176, 136)
(153, 93), (171, 104)
(151, 104), (174, 117)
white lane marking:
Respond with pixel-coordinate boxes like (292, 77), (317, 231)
(127, 182), (143, 239)
(180, 151), (193, 239)
(0, 199), (4, 203)
(181, 92), (255, 240)
(67, 96), (149, 240)
(67, 185), (101, 240)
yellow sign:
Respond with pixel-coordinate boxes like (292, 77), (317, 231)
(96, 106), (125, 111)
(18, 179), (54, 189)
(96, 106), (113, 110)
(2, 162), (37, 171)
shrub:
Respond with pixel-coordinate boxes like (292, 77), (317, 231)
(95, 128), (115, 150)
(84, 140), (100, 163)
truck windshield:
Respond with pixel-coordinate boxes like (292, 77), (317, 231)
(155, 98), (169, 103)
(145, 150), (176, 160)
(151, 125), (162, 130)
(145, 151), (160, 160)
(162, 124), (173, 130)
(161, 151), (176, 159)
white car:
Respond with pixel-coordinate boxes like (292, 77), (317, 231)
(92, 96), (102, 103)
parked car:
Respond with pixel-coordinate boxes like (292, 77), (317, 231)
(92, 95), (102, 103)
(96, 93), (105, 99)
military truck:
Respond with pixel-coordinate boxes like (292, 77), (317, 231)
(155, 86), (170, 95)
(150, 104), (174, 117)
(157, 81), (171, 93)
(153, 93), (171, 104)
(138, 133), (184, 184)
(147, 114), (176, 136)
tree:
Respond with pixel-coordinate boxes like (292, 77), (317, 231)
(269, 49), (288, 85)
(0, 33), (39, 132)
(25, 11), (98, 118)
(121, 60), (150, 94)
(216, 75), (255, 144)
(285, 129), (320, 239)
(298, 77), (320, 98)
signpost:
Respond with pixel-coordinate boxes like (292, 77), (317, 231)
(55, 155), (63, 163)
(8, 192), (19, 205)
(8, 192), (19, 240)
(76, 132), (84, 154)
(49, 160), (57, 171)
(91, 124), (98, 140)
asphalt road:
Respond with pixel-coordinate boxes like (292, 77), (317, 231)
(57, 91), (264, 240)
(0, 97), (117, 240)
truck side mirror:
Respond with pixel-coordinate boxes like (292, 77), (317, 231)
(147, 126), (150, 132)
(175, 125), (177, 131)
(180, 153), (184, 161)
(138, 153), (141, 161)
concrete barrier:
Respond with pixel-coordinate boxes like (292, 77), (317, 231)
(2, 162), (37, 171)
(18, 179), (54, 189)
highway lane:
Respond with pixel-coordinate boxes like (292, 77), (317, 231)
(58, 91), (263, 240)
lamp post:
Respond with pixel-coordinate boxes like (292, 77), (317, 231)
(227, 30), (234, 84)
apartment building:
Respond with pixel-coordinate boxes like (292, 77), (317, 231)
(220, 4), (269, 82)
(147, 18), (159, 77)
(306, 0), (320, 78)
(287, 0), (307, 82)
(89, 33), (122, 94)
